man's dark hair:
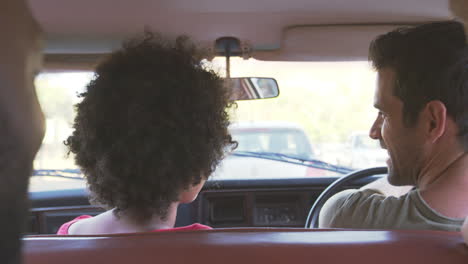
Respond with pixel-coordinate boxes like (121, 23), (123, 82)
(65, 32), (237, 222)
(369, 21), (468, 150)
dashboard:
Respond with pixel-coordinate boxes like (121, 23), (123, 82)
(27, 177), (380, 234)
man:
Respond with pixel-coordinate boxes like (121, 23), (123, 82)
(319, 21), (468, 231)
(0, 1), (45, 263)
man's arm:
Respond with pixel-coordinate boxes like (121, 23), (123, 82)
(318, 177), (413, 228)
(319, 189), (355, 228)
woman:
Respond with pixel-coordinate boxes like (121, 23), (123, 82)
(57, 33), (236, 234)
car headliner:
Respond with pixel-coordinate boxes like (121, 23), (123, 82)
(28, 0), (452, 66)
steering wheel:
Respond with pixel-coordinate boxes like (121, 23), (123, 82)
(305, 166), (388, 229)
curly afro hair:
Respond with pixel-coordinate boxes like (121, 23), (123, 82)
(65, 33), (236, 222)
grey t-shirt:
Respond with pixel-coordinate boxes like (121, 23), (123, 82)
(319, 189), (464, 231)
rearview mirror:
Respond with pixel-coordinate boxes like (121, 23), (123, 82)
(229, 77), (279, 101)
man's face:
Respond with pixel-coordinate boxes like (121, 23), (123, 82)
(369, 68), (424, 186)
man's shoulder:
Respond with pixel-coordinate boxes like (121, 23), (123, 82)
(319, 188), (406, 228)
(320, 189), (364, 215)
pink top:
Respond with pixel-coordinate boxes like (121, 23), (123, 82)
(57, 215), (212, 235)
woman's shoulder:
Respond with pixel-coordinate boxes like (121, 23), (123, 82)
(183, 223), (212, 230)
(154, 223), (212, 232)
(56, 215), (93, 235)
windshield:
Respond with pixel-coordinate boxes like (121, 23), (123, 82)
(352, 134), (381, 149)
(231, 128), (314, 159)
(31, 59), (388, 191)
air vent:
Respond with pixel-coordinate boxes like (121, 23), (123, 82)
(254, 194), (302, 226)
(209, 196), (245, 224)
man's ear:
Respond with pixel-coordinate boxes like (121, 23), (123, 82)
(423, 100), (447, 143)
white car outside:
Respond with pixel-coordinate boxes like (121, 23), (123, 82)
(337, 131), (388, 169)
(212, 122), (346, 179)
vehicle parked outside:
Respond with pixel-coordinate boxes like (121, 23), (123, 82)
(212, 121), (351, 179)
(335, 131), (388, 169)
(230, 121), (315, 160)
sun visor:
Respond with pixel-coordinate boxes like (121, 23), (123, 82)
(252, 24), (410, 61)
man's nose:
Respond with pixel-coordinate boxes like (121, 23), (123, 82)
(369, 119), (382, 140)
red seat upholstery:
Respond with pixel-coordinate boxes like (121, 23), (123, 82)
(23, 228), (468, 264)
